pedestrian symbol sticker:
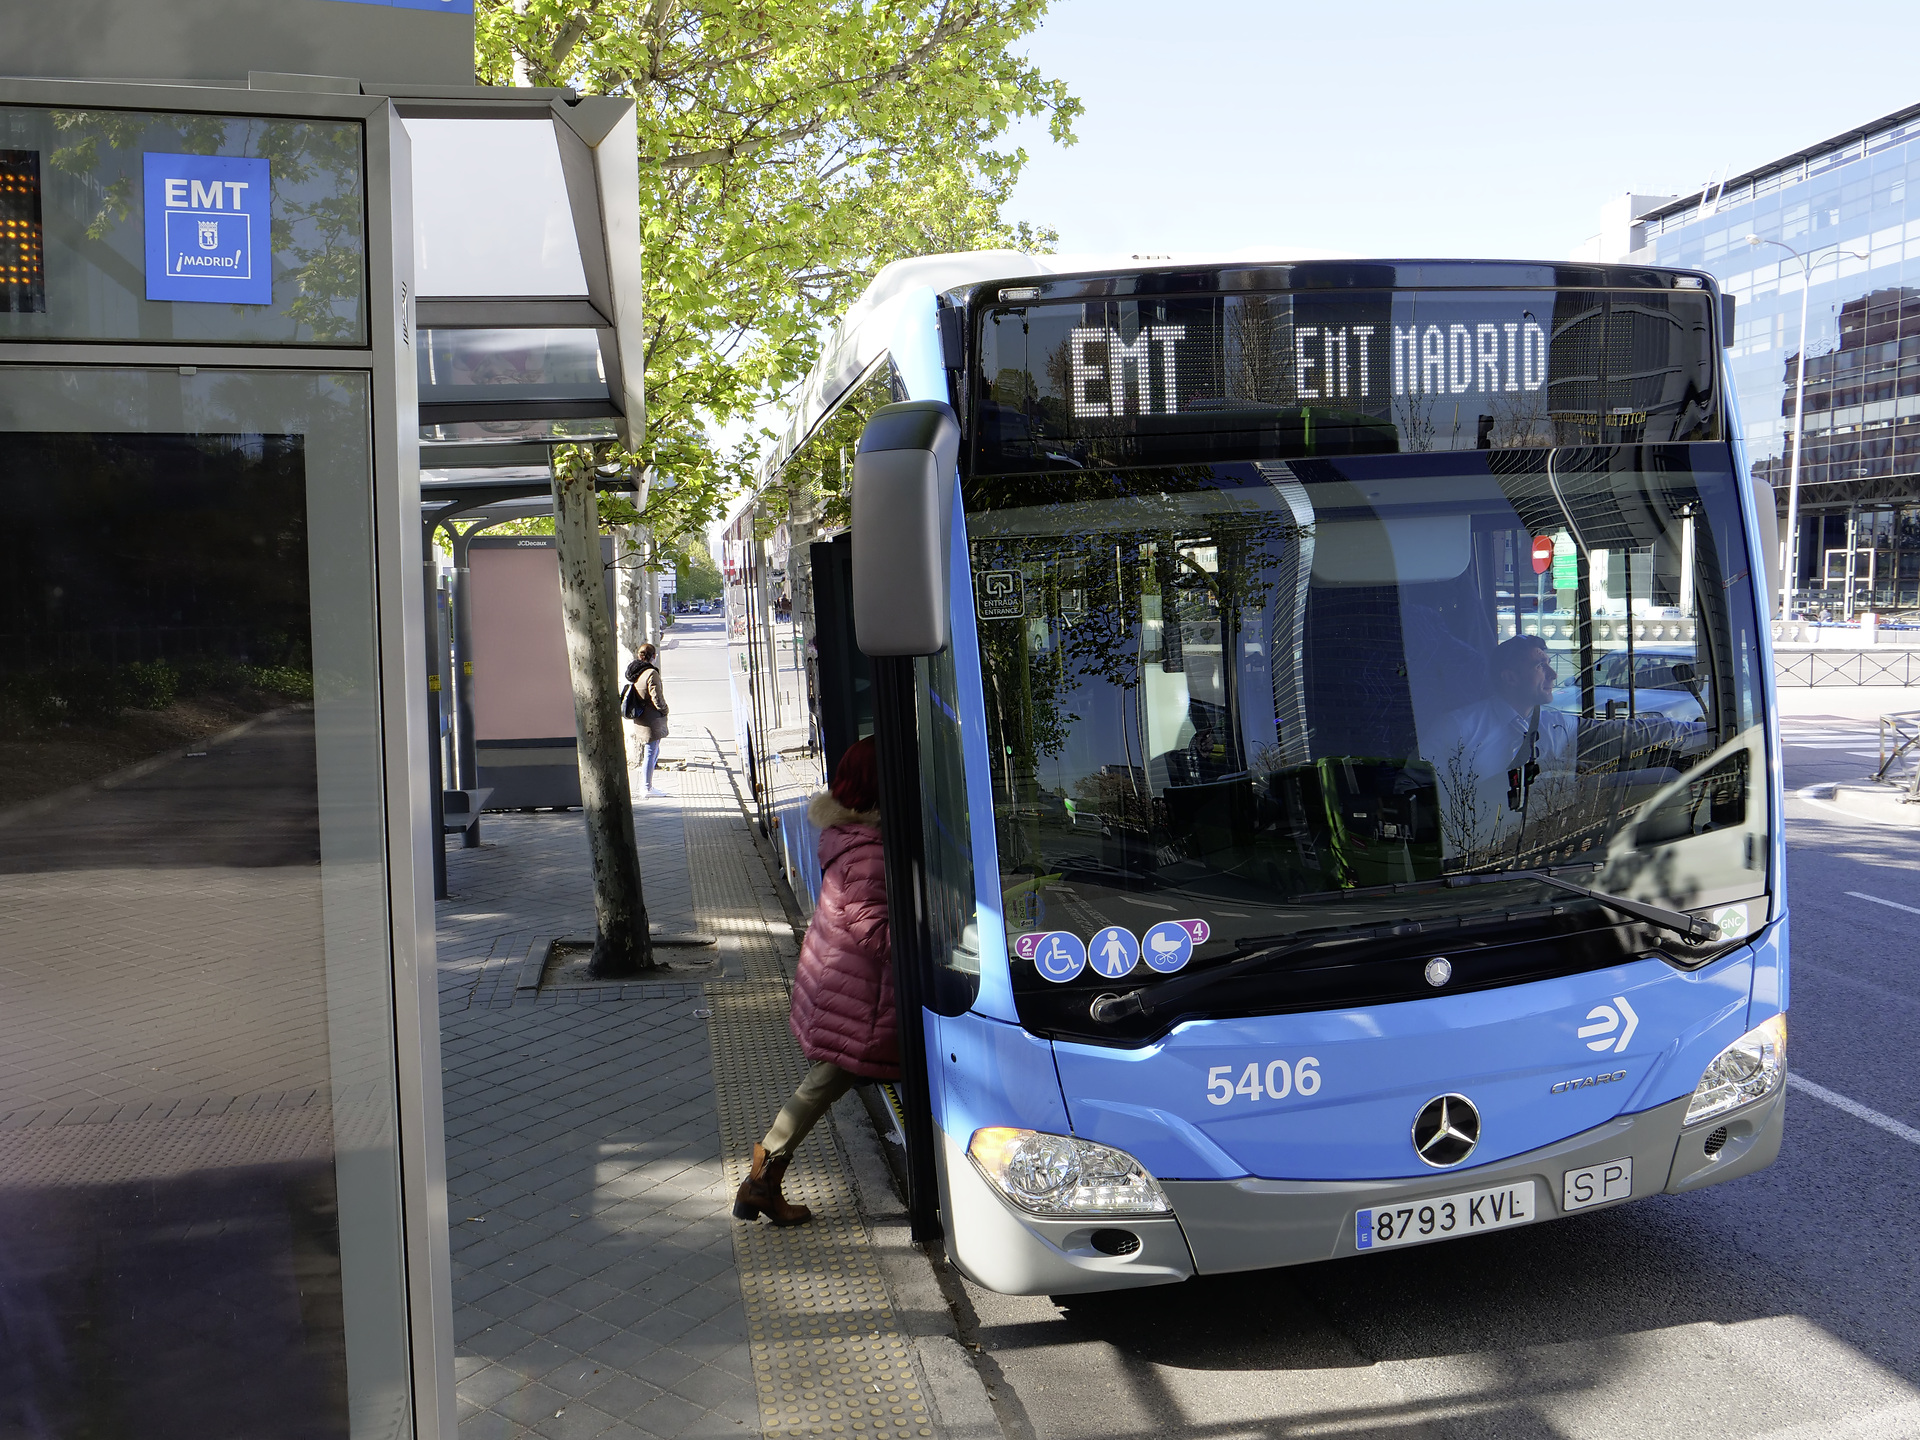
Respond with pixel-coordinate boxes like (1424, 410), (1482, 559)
(1142, 920), (1194, 973)
(1090, 926), (1139, 979)
(976, 570), (1024, 620)
(1030, 931), (1087, 983)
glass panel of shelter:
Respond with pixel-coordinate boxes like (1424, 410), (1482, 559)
(0, 368), (407, 1435)
(0, 105), (367, 344)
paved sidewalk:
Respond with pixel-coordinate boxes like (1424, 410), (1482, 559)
(439, 765), (756, 1440)
(435, 733), (953, 1440)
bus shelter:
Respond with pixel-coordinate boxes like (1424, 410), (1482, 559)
(0, 67), (641, 1440)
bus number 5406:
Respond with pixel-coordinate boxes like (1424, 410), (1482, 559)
(1206, 1058), (1321, 1105)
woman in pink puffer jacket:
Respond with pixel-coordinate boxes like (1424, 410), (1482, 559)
(733, 736), (897, 1226)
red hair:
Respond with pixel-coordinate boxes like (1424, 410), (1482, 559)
(830, 735), (879, 813)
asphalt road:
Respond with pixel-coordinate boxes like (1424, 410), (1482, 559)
(953, 699), (1920, 1439)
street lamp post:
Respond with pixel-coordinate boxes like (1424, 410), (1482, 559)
(1746, 235), (1869, 620)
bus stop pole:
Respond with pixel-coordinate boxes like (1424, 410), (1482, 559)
(423, 531), (449, 901)
(449, 521), (487, 845)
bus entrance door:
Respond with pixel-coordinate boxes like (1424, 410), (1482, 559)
(808, 533), (874, 780)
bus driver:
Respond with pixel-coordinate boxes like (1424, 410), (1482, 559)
(1425, 633), (1704, 862)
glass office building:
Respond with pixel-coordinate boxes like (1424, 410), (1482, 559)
(1629, 103), (1920, 614)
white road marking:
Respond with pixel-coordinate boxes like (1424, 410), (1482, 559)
(1795, 793), (1920, 830)
(1788, 1072), (1920, 1147)
(1847, 889), (1920, 916)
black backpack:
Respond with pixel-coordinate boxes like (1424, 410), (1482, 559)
(622, 665), (661, 722)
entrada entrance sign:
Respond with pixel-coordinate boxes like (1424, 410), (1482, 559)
(143, 152), (270, 302)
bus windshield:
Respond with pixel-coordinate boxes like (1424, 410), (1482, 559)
(966, 445), (1770, 1042)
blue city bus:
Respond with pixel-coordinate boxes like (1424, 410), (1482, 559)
(724, 254), (1786, 1293)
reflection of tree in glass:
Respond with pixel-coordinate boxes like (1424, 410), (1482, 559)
(969, 469), (1298, 865)
(1391, 382), (1440, 453)
(47, 110), (365, 342)
(51, 110), (226, 240)
(1225, 295), (1293, 406)
(1487, 384), (1554, 449)
(763, 364), (903, 532)
(1438, 740), (1499, 867)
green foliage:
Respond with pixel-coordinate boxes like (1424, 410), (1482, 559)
(120, 660), (180, 710)
(474, 0), (1077, 545)
(676, 543), (723, 602)
(246, 665), (316, 701)
(0, 656), (312, 730)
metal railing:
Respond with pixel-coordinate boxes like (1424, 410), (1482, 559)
(1876, 711), (1920, 801)
(1776, 649), (1920, 686)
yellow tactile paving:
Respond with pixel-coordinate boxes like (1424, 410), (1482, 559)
(683, 748), (934, 1440)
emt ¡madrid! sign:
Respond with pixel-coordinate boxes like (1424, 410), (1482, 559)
(143, 153), (271, 305)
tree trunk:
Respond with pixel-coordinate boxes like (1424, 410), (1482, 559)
(550, 448), (653, 978)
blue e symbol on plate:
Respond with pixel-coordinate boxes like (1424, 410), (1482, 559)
(143, 153), (272, 306)
(1031, 931), (1087, 983)
(1090, 926), (1140, 979)
(1142, 920), (1194, 973)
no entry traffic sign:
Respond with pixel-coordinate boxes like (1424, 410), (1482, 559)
(1531, 535), (1554, 575)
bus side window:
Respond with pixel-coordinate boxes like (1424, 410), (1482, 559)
(915, 645), (980, 1014)
(810, 533), (874, 776)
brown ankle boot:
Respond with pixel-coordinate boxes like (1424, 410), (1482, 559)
(732, 1144), (812, 1226)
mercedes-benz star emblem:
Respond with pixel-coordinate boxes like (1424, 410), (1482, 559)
(1424, 957), (1452, 987)
(1412, 1093), (1480, 1167)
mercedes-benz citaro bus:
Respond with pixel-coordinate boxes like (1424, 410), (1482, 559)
(722, 251), (1785, 1294)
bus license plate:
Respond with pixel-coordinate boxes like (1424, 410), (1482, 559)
(1355, 1181), (1536, 1250)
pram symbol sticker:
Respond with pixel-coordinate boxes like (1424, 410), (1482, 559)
(1142, 921), (1195, 973)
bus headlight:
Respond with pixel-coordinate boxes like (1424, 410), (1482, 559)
(1685, 1013), (1786, 1126)
(967, 1127), (1171, 1217)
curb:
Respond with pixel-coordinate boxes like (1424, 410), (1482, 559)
(830, 1090), (1009, 1440)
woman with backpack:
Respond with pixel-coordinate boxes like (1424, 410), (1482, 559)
(733, 736), (896, 1226)
(621, 644), (670, 799)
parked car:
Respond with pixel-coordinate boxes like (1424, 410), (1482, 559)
(1551, 646), (1708, 720)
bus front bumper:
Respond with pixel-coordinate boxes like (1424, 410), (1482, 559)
(940, 1086), (1782, 1294)
(1164, 1086), (1782, 1277)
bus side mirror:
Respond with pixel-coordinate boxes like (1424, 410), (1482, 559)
(852, 400), (960, 656)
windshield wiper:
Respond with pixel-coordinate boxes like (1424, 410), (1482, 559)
(1086, 868), (1719, 1027)
(1298, 864), (1715, 945)
(1449, 868), (1720, 945)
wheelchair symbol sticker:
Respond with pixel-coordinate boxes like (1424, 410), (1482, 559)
(1031, 931), (1087, 983)
(1090, 926), (1140, 979)
(1142, 921), (1194, 973)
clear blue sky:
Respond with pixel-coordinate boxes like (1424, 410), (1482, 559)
(1002, 0), (1920, 261)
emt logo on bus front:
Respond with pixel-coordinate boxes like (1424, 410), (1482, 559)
(142, 153), (272, 306)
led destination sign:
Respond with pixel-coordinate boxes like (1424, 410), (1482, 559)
(976, 288), (1717, 473)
